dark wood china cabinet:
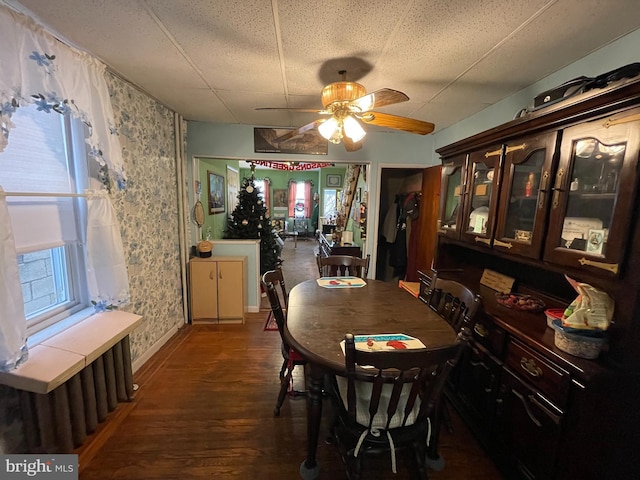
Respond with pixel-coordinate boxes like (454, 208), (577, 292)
(459, 143), (503, 247)
(430, 75), (640, 480)
(437, 153), (466, 239)
(543, 108), (640, 275)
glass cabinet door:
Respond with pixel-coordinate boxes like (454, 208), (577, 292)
(460, 144), (503, 247)
(493, 132), (558, 258)
(544, 108), (640, 275)
(437, 154), (466, 239)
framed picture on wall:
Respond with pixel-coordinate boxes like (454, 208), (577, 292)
(254, 127), (328, 155)
(326, 174), (342, 187)
(208, 171), (225, 214)
(273, 188), (288, 208)
(227, 166), (239, 215)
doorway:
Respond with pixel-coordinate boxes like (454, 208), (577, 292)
(376, 168), (424, 282)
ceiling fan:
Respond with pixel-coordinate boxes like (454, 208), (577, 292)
(257, 70), (435, 152)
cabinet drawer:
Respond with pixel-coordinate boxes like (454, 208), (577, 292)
(470, 312), (507, 357)
(505, 338), (570, 408)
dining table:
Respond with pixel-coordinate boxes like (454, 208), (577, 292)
(284, 277), (459, 479)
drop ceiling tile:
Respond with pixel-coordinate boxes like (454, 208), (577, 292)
(156, 88), (236, 123)
(148, 0), (284, 93)
(445, 0), (640, 106)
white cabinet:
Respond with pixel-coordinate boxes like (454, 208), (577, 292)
(189, 256), (246, 323)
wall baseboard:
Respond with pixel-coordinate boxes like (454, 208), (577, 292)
(132, 324), (179, 373)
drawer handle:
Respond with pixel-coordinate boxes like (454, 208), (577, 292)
(520, 357), (542, 378)
(473, 323), (489, 338)
(209, 270), (214, 280)
(469, 360), (489, 372)
(512, 389), (542, 427)
(529, 393), (563, 425)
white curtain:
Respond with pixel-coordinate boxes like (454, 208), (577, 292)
(86, 190), (130, 310)
(0, 187), (28, 372)
(0, 4), (126, 189)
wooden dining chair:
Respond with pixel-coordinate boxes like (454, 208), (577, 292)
(426, 271), (482, 333)
(422, 270), (482, 469)
(352, 254), (371, 278)
(316, 254), (369, 278)
(262, 269), (306, 416)
(327, 330), (471, 479)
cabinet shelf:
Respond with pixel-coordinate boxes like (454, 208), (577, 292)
(568, 191), (616, 200)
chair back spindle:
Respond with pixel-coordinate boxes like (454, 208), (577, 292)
(317, 254), (370, 279)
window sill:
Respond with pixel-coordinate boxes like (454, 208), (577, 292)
(0, 311), (143, 394)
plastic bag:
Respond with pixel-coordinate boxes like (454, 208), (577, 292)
(562, 276), (614, 331)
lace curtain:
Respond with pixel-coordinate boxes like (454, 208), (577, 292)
(0, 4), (126, 190)
(0, 6), (130, 371)
(0, 188), (28, 372)
(85, 190), (130, 311)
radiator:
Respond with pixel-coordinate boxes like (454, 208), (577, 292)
(19, 336), (134, 453)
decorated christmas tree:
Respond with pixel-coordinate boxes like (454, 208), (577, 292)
(224, 175), (279, 274)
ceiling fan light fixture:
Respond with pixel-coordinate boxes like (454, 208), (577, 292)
(343, 115), (366, 142)
(318, 117), (340, 143)
(351, 94), (375, 112)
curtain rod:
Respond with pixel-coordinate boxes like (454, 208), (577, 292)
(0, 191), (104, 198)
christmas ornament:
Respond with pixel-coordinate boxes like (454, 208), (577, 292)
(242, 219), (248, 226)
(246, 185), (254, 193)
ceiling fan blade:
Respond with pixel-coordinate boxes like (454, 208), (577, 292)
(255, 107), (330, 114)
(358, 111), (435, 135)
(349, 88), (409, 112)
(343, 135), (363, 152)
(274, 120), (323, 143)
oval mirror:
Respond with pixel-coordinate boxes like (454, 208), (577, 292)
(193, 200), (205, 227)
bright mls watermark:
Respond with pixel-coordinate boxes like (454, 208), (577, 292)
(1, 455), (77, 479)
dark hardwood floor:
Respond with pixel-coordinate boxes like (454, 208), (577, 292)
(76, 318), (503, 479)
(76, 238), (503, 478)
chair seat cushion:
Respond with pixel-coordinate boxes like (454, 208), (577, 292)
(289, 348), (305, 362)
(336, 377), (421, 430)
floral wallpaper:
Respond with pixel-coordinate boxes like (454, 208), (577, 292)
(0, 72), (185, 453)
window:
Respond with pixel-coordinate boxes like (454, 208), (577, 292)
(323, 188), (341, 220)
(294, 181), (309, 217)
(0, 105), (91, 335)
(254, 179), (266, 199)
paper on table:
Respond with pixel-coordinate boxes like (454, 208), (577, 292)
(340, 333), (426, 356)
(317, 276), (367, 288)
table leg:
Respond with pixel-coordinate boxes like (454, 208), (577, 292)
(299, 366), (323, 480)
(294, 233), (298, 248)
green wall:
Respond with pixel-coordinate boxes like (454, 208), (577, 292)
(197, 158), (241, 240)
